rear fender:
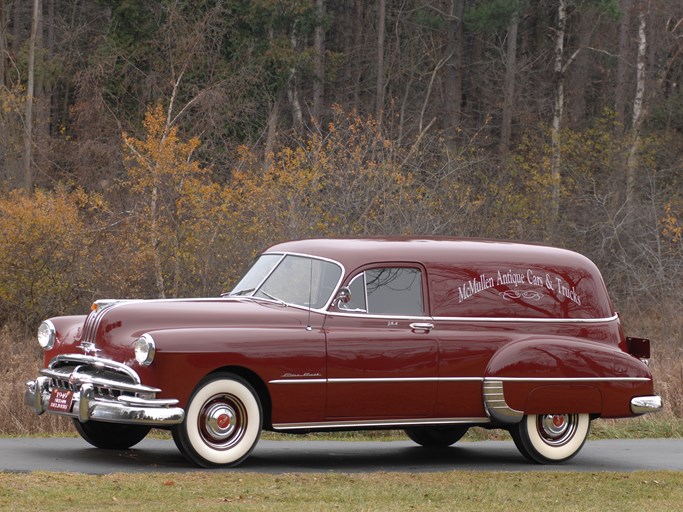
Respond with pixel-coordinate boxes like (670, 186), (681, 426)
(483, 336), (654, 423)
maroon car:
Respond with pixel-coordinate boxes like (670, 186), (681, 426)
(25, 238), (662, 467)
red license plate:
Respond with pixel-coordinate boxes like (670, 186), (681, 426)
(48, 388), (74, 413)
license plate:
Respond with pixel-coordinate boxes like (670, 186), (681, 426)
(48, 388), (74, 413)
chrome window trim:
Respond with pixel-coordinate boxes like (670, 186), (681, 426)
(432, 313), (619, 324)
(325, 312), (619, 323)
(339, 266), (425, 317)
(326, 311), (434, 321)
(233, 251), (346, 312)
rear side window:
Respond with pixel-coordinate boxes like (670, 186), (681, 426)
(341, 267), (424, 316)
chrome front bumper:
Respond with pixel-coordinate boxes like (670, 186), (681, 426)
(25, 376), (185, 427)
(630, 395), (663, 415)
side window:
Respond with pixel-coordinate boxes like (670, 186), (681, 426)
(340, 267), (424, 316)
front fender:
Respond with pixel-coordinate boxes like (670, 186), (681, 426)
(136, 327), (327, 424)
(483, 336), (654, 422)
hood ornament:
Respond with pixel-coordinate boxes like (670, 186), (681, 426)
(77, 341), (101, 356)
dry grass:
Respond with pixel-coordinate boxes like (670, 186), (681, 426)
(620, 302), (683, 419)
(1, 471), (683, 512)
(0, 323), (72, 436)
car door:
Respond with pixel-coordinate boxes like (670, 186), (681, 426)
(323, 265), (438, 420)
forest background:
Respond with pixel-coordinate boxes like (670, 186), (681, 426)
(0, 0), (681, 431)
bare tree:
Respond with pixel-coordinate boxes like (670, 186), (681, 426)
(376, 0), (386, 122)
(443, 0), (464, 134)
(0, 0), (6, 87)
(312, 0), (325, 124)
(625, 0), (648, 212)
(22, 0), (40, 191)
(615, 0), (632, 131)
(499, 7), (519, 162)
(549, 0), (568, 235)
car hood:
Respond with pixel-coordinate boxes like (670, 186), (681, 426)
(58, 298), (314, 361)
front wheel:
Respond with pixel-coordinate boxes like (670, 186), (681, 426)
(174, 373), (262, 468)
(510, 413), (590, 464)
(72, 419), (151, 449)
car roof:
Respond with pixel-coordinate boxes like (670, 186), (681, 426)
(265, 237), (589, 274)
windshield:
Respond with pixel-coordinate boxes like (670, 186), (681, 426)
(229, 254), (343, 309)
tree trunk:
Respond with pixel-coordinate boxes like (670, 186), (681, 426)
(566, 6), (591, 127)
(150, 180), (166, 299)
(264, 94), (281, 169)
(443, 0), (464, 134)
(352, 0), (362, 109)
(0, 0), (6, 87)
(625, 2), (647, 213)
(22, 0), (40, 191)
(312, 0), (325, 125)
(549, 0), (567, 237)
(287, 29), (303, 131)
(615, 0), (632, 132)
(11, 0), (21, 56)
(499, 8), (519, 163)
(376, 0), (386, 122)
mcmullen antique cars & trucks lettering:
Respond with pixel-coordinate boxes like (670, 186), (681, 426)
(25, 238), (662, 467)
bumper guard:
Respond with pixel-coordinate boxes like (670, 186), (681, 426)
(25, 375), (185, 426)
(630, 395), (663, 415)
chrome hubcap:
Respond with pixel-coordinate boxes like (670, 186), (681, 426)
(205, 403), (237, 440)
(537, 414), (577, 446)
(199, 394), (247, 450)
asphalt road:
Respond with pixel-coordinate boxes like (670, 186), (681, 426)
(1, 438), (682, 474)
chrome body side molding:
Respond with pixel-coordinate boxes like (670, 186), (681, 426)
(482, 379), (524, 424)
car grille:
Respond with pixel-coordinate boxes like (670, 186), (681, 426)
(42, 354), (160, 400)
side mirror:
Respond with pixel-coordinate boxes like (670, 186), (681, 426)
(334, 287), (351, 308)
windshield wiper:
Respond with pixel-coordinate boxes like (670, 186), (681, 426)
(258, 291), (287, 306)
(223, 288), (255, 297)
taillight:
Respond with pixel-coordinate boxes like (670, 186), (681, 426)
(626, 336), (651, 364)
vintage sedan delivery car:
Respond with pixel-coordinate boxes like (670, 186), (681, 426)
(25, 238), (662, 467)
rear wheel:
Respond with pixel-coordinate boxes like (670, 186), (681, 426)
(510, 413), (590, 464)
(405, 426), (469, 447)
(174, 373), (262, 468)
(72, 419), (151, 450)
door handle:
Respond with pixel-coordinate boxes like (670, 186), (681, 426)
(410, 322), (434, 333)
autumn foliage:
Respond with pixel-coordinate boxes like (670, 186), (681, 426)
(0, 188), (99, 327)
(0, 103), (679, 331)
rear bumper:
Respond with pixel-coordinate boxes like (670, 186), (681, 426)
(630, 395), (663, 415)
(25, 376), (184, 426)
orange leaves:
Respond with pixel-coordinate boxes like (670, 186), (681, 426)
(0, 188), (96, 326)
(120, 102), (222, 298)
(123, 103), (204, 193)
(224, 107), (410, 241)
(661, 201), (682, 246)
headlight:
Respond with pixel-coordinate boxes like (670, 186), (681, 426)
(37, 320), (56, 350)
(134, 334), (156, 366)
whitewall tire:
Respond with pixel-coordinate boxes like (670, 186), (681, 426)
(175, 373), (262, 468)
(511, 413), (590, 464)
